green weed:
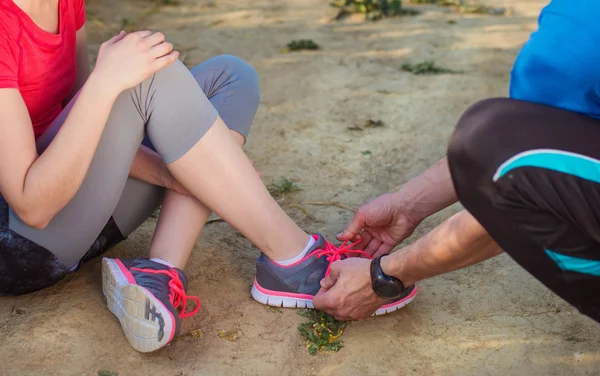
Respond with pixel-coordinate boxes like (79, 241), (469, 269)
(330, 0), (419, 21)
(286, 39), (320, 51)
(364, 119), (384, 128)
(98, 371), (118, 376)
(401, 60), (461, 75)
(409, 0), (508, 15)
(268, 178), (301, 196)
(297, 309), (348, 355)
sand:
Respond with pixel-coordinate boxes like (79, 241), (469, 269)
(2, 0), (600, 375)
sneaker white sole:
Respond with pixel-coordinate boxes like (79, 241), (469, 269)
(251, 280), (418, 316)
(102, 258), (175, 353)
(251, 281), (315, 308)
(373, 285), (418, 316)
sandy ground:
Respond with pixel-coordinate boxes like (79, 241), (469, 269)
(2, 0), (600, 375)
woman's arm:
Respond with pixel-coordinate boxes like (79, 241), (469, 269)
(0, 31), (178, 229)
(69, 26), (173, 190)
(0, 79), (118, 229)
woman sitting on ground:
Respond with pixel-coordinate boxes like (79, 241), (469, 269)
(0, 0), (415, 352)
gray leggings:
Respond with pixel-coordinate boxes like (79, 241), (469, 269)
(8, 55), (260, 270)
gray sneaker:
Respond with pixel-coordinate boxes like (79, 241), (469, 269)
(102, 257), (200, 352)
(251, 234), (417, 315)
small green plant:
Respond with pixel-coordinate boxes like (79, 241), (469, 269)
(410, 0), (507, 15)
(331, 0), (416, 20)
(287, 40), (320, 51)
(364, 119), (384, 128)
(98, 371), (118, 376)
(361, 150), (372, 155)
(297, 309), (348, 354)
(401, 60), (461, 75)
(268, 178), (301, 196)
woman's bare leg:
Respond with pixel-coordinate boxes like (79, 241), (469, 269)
(148, 132), (246, 269)
(166, 117), (309, 261)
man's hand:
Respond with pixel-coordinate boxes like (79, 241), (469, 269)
(337, 193), (420, 258)
(313, 258), (387, 321)
(337, 157), (458, 258)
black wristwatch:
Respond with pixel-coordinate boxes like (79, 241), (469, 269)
(370, 255), (406, 299)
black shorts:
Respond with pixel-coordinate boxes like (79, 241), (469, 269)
(448, 98), (600, 323)
(0, 195), (125, 296)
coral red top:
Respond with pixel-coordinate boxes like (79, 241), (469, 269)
(0, 0), (86, 138)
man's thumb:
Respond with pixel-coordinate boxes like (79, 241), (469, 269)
(319, 262), (341, 290)
(336, 210), (365, 241)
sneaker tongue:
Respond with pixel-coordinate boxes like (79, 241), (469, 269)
(310, 233), (328, 252)
(174, 268), (189, 291)
(129, 259), (190, 295)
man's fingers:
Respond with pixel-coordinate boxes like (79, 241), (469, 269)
(319, 261), (341, 290)
(313, 288), (335, 311)
(372, 244), (394, 259)
(364, 238), (383, 257)
(314, 261), (345, 310)
(336, 208), (367, 241)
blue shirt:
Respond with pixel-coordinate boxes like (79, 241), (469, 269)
(510, 0), (600, 119)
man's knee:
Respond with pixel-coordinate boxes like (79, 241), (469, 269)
(448, 98), (519, 174)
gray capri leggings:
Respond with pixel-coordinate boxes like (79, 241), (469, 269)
(4, 55), (259, 283)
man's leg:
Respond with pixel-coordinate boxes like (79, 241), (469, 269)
(448, 98), (600, 322)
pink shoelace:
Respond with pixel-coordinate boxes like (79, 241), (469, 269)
(315, 240), (371, 277)
(131, 267), (200, 319)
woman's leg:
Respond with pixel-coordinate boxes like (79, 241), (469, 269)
(137, 59), (309, 262)
(141, 55), (260, 268)
(448, 98), (600, 323)
(95, 58), (314, 352)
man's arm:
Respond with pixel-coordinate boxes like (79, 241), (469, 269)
(337, 156), (459, 257)
(382, 210), (503, 286)
(314, 210), (503, 320)
(393, 156), (458, 224)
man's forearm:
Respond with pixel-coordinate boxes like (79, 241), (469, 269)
(393, 156), (458, 223)
(382, 210), (503, 286)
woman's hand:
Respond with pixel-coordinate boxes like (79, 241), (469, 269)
(93, 31), (179, 95)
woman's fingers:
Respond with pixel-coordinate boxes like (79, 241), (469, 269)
(150, 51), (180, 72)
(134, 30), (154, 39)
(142, 31), (166, 48)
(149, 41), (174, 59)
(106, 31), (127, 45)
